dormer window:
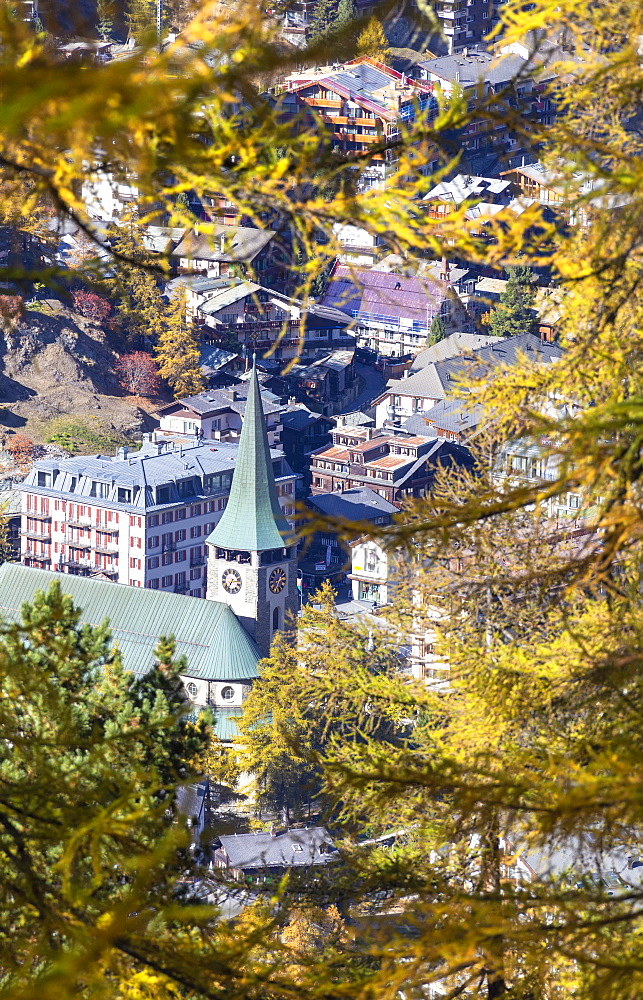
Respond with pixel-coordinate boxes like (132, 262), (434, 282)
(117, 487), (132, 503)
(90, 481), (109, 498)
(37, 471), (52, 487)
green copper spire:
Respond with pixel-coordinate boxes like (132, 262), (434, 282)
(207, 363), (297, 552)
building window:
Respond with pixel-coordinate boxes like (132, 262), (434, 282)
(90, 481), (109, 498)
(175, 549), (186, 562)
(156, 486), (171, 504)
(569, 494), (580, 509)
(37, 471), (52, 487)
(273, 606), (280, 631)
(186, 682), (198, 699)
(148, 556), (160, 569)
(149, 535), (159, 548)
(221, 685), (234, 701)
(191, 504), (202, 517)
(149, 514), (159, 527)
(175, 529), (187, 542)
(162, 552), (173, 566)
(190, 525), (202, 538)
(162, 575), (173, 587)
(162, 511), (173, 524)
(118, 488), (132, 503)
(175, 507), (187, 520)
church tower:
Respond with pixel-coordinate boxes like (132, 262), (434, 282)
(205, 363), (298, 656)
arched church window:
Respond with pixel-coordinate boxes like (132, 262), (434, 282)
(221, 685), (235, 701)
(273, 606), (280, 632)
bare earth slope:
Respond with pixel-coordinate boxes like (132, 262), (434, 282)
(0, 301), (156, 447)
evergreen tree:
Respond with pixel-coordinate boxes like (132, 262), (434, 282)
(356, 16), (390, 63)
(334, 0), (357, 32)
(126, 0), (157, 41)
(0, 581), (211, 995)
(308, 0), (338, 44)
(486, 263), (539, 337)
(428, 312), (446, 345)
(96, 0), (114, 40)
(154, 286), (205, 398)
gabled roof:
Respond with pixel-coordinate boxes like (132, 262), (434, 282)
(207, 364), (297, 552)
(383, 333), (563, 402)
(411, 331), (498, 370)
(418, 51), (529, 88)
(423, 174), (513, 204)
(173, 226), (275, 264)
(309, 487), (398, 521)
(219, 827), (335, 869)
(0, 564), (260, 682)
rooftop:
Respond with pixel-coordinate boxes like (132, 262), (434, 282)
(419, 51), (531, 88)
(208, 364), (297, 552)
(411, 331), (498, 370)
(219, 827), (336, 869)
(173, 225), (275, 264)
(309, 487), (398, 521)
(0, 564), (260, 684)
(23, 438), (294, 512)
(320, 265), (448, 326)
(424, 174), (513, 204)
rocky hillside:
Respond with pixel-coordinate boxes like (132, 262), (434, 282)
(0, 301), (158, 449)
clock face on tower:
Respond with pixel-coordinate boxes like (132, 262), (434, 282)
(269, 567), (287, 594)
(221, 567), (242, 594)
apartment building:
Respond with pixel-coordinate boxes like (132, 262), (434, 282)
(179, 276), (353, 361)
(155, 385), (284, 448)
(281, 57), (437, 188)
(373, 332), (563, 427)
(20, 439), (298, 597)
(309, 425), (471, 503)
(319, 264), (467, 356)
(431, 0), (496, 53)
(414, 49), (558, 169)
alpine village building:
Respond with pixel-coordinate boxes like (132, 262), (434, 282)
(2, 364), (298, 737)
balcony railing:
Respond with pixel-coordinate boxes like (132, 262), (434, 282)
(65, 538), (92, 549)
(94, 542), (119, 554)
(174, 580), (190, 593)
(162, 540), (176, 552)
(65, 516), (94, 528)
(190, 555), (206, 567)
(23, 548), (51, 560)
(21, 528), (52, 540)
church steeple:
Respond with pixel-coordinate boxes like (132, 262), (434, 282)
(205, 362), (298, 656)
(207, 362), (296, 552)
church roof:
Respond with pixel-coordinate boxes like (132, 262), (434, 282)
(207, 363), (297, 552)
(0, 564), (260, 683)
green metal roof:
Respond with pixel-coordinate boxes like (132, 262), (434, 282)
(213, 707), (244, 741)
(0, 564), (260, 683)
(207, 363), (297, 552)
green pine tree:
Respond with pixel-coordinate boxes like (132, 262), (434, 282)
(486, 264), (539, 337)
(96, 0), (115, 40)
(126, 0), (157, 41)
(308, 0), (338, 44)
(334, 0), (357, 31)
(428, 313), (446, 345)
(0, 581), (210, 993)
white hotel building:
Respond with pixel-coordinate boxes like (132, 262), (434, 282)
(20, 438), (298, 598)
